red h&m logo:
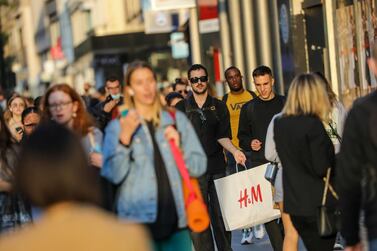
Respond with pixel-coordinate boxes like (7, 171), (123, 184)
(238, 184), (263, 209)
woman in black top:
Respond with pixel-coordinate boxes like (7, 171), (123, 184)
(274, 73), (336, 251)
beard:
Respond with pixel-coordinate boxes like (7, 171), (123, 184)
(229, 84), (243, 92)
(192, 84), (208, 95)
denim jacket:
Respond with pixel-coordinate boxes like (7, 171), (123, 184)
(101, 110), (207, 228)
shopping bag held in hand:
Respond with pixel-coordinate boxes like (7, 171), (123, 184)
(215, 163), (281, 231)
(168, 139), (210, 233)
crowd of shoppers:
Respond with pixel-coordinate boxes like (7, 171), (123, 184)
(0, 45), (375, 251)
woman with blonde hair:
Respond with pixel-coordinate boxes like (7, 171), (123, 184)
(273, 73), (336, 251)
(101, 61), (207, 250)
(4, 94), (26, 142)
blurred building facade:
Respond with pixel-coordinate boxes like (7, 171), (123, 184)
(1, 0), (376, 104)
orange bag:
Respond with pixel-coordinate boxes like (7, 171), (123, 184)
(169, 140), (210, 233)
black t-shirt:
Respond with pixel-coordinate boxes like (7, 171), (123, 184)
(238, 95), (285, 167)
(145, 121), (178, 240)
(175, 94), (231, 174)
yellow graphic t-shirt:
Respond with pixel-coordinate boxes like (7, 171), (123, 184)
(225, 90), (255, 148)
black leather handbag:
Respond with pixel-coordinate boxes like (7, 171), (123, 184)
(317, 168), (340, 237)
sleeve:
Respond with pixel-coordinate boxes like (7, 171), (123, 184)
(265, 114), (280, 163)
(100, 120), (132, 185)
(92, 101), (112, 131)
(337, 107), (364, 246)
(175, 111), (207, 177)
(336, 101), (347, 137)
(238, 102), (253, 151)
(93, 127), (103, 152)
(215, 101), (231, 140)
(307, 119), (335, 178)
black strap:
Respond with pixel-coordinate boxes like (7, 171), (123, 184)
(222, 90), (257, 104)
(248, 90), (258, 99)
(328, 122), (342, 143)
(185, 97), (219, 122)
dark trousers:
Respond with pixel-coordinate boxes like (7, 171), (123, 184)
(265, 220), (284, 251)
(291, 215), (336, 251)
(190, 173), (232, 251)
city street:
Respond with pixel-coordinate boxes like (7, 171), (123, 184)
(232, 230), (307, 251)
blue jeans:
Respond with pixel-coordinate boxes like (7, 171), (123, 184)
(370, 239), (377, 251)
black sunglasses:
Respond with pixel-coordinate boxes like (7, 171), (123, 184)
(190, 76), (208, 84)
(178, 90), (188, 94)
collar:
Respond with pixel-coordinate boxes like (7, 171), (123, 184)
(188, 93), (213, 109)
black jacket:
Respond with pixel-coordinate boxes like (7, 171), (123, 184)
(175, 95), (231, 174)
(91, 95), (124, 131)
(337, 91), (377, 246)
(238, 95), (285, 166)
(274, 115), (335, 216)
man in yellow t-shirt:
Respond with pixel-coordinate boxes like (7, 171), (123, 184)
(222, 66), (257, 168)
(222, 66), (258, 245)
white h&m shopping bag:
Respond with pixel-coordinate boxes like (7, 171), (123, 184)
(214, 163), (281, 231)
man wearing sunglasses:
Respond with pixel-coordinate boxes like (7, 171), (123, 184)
(176, 64), (246, 251)
(173, 78), (190, 98)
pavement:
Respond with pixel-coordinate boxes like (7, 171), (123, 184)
(232, 229), (307, 251)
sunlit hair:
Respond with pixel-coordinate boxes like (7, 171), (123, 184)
(3, 94), (26, 123)
(124, 61), (165, 126)
(282, 73), (331, 122)
(41, 84), (94, 136)
(314, 72), (337, 106)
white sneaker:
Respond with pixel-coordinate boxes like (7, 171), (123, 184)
(245, 229), (253, 244)
(240, 229), (253, 245)
(253, 225), (265, 239)
(333, 243), (344, 250)
(240, 230), (248, 245)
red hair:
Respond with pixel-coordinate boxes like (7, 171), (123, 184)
(42, 84), (94, 136)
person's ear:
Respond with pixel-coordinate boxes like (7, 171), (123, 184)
(126, 86), (134, 96)
(72, 101), (79, 113)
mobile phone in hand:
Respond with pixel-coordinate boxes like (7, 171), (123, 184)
(15, 127), (23, 134)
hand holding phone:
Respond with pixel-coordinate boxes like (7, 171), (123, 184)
(119, 109), (141, 146)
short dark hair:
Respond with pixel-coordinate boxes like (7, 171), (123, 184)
(252, 65), (273, 78)
(21, 106), (39, 124)
(172, 78), (188, 91)
(187, 64), (208, 79)
(33, 96), (42, 109)
(15, 122), (102, 208)
(224, 66), (241, 78)
(105, 75), (120, 83)
(165, 92), (184, 106)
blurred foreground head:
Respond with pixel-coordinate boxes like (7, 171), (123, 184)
(16, 122), (101, 208)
